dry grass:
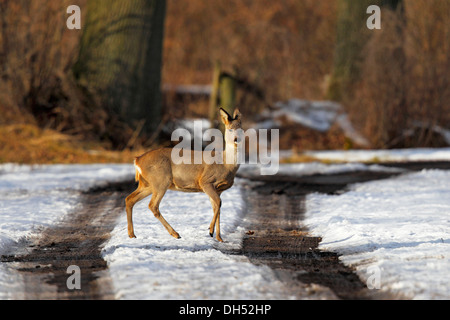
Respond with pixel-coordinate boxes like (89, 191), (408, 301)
(345, 0), (450, 148)
(0, 123), (140, 164)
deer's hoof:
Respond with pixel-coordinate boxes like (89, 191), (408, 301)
(172, 232), (181, 239)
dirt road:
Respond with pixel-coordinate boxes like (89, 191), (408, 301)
(0, 181), (134, 299)
(2, 161), (449, 299)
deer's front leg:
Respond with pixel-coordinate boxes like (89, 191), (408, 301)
(209, 201), (222, 242)
(202, 184), (223, 242)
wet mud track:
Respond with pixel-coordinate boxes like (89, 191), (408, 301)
(1, 181), (134, 299)
(237, 161), (450, 299)
(237, 172), (398, 300)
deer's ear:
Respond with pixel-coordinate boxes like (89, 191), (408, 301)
(219, 108), (231, 125)
(233, 108), (241, 121)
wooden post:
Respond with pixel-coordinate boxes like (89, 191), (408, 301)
(218, 73), (236, 135)
(219, 74), (236, 116)
(209, 61), (222, 127)
(209, 61), (236, 134)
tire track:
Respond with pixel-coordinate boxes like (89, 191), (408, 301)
(1, 180), (134, 299)
(238, 171), (403, 299)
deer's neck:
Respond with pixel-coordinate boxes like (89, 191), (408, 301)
(223, 142), (240, 171)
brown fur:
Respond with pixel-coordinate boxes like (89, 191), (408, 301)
(125, 108), (242, 242)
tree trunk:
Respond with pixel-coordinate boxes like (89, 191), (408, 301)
(74, 0), (166, 138)
(327, 0), (401, 101)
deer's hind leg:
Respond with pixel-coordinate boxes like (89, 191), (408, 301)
(126, 183), (152, 238)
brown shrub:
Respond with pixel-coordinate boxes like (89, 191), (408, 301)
(346, 1), (450, 148)
(1, 1), (84, 122)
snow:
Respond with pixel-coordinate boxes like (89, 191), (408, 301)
(101, 182), (300, 300)
(304, 147), (450, 163)
(1, 151), (449, 299)
(162, 84), (212, 96)
(305, 169), (450, 299)
(258, 99), (370, 146)
(271, 99), (341, 132)
(0, 163), (134, 299)
(163, 118), (212, 144)
(238, 161), (404, 178)
(0, 164), (134, 254)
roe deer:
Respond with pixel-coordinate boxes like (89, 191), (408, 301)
(125, 108), (243, 242)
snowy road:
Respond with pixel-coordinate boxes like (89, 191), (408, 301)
(1, 157), (450, 299)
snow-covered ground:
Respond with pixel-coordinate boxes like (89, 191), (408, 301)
(0, 151), (449, 299)
(0, 163), (299, 299)
(101, 184), (300, 300)
(304, 147), (450, 163)
(305, 169), (450, 299)
(0, 164), (134, 253)
(239, 161), (405, 178)
(0, 164), (135, 299)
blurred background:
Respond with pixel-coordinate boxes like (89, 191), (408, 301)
(0, 0), (449, 163)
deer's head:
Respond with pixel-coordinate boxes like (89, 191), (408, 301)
(219, 108), (243, 148)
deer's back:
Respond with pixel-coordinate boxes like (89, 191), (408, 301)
(136, 148), (237, 193)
